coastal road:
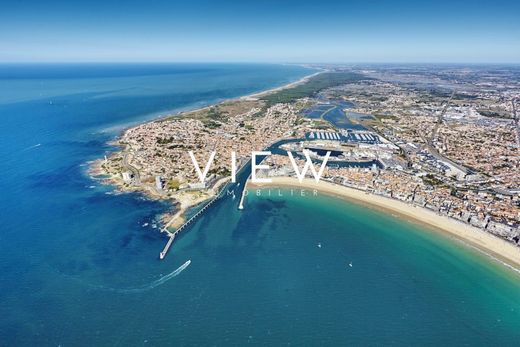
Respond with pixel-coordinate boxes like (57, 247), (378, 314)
(123, 152), (141, 185)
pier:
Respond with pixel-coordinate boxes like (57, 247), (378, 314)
(238, 181), (248, 210)
(159, 188), (224, 260)
(158, 155), (262, 259)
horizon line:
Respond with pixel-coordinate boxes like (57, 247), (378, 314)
(0, 61), (519, 66)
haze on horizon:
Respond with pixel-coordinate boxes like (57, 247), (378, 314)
(1, 0), (519, 64)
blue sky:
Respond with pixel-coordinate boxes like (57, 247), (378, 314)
(1, 0), (519, 63)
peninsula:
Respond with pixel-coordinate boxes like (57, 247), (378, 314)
(92, 65), (520, 266)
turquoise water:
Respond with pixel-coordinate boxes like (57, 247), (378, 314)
(1, 64), (520, 345)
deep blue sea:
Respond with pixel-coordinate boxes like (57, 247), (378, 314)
(1, 63), (520, 346)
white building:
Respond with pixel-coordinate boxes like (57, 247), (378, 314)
(122, 171), (132, 183)
(155, 176), (164, 190)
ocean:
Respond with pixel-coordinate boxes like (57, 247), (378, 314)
(0, 63), (519, 346)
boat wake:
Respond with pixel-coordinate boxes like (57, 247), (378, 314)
(88, 260), (191, 294)
(22, 143), (41, 151)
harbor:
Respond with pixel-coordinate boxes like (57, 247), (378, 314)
(158, 157), (253, 259)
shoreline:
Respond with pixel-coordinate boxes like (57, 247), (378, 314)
(89, 68), (321, 231)
(92, 66), (321, 147)
(162, 69), (324, 120)
(248, 177), (520, 271)
(87, 66), (520, 271)
(144, 68), (323, 129)
(241, 70), (324, 99)
(97, 67), (321, 143)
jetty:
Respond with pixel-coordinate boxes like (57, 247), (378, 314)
(238, 181), (248, 210)
(159, 188), (224, 260)
(158, 164), (252, 259)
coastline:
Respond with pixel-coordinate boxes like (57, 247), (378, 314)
(101, 66), (321, 142)
(98, 66), (323, 135)
(89, 67), (321, 231)
(160, 68), (324, 122)
(248, 177), (520, 271)
(240, 70), (324, 100)
(87, 66), (520, 271)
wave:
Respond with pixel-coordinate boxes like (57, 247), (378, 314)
(462, 243), (520, 275)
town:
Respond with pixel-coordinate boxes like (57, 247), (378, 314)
(95, 66), (520, 247)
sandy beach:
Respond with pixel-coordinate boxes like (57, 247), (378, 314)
(241, 70), (324, 100)
(154, 68), (323, 120)
(249, 177), (520, 270)
(89, 65), (520, 271)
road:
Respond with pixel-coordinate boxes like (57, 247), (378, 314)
(123, 152), (141, 185)
(513, 98), (520, 147)
(429, 90), (455, 146)
(423, 91), (470, 174)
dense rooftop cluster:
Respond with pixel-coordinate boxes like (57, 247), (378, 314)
(99, 66), (520, 246)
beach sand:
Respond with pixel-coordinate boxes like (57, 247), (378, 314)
(249, 177), (520, 270)
(241, 70), (324, 100)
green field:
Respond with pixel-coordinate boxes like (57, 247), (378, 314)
(260, 71), (369, 105)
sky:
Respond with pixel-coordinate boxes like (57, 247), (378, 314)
(1, 0), (519, 63)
